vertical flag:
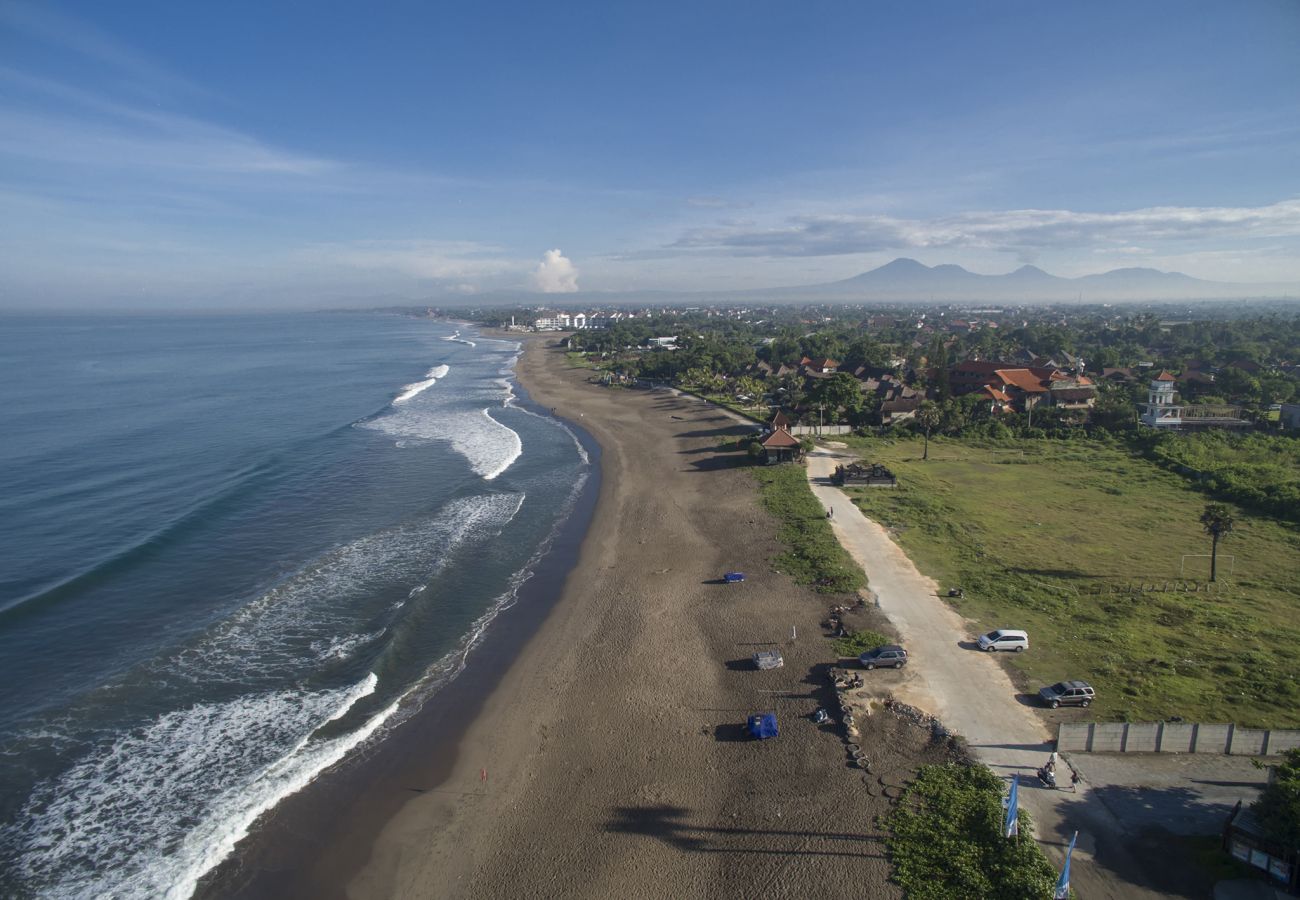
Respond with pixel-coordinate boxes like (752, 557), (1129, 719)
(1054, 830), (1078, 899)
(1003, 774), (1019, 838)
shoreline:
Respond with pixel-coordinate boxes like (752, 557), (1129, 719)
(330, 336), (938, 898)
(194, 335), (603, 899)
(203, 333), (947, 900)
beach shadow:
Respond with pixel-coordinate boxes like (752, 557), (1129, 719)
(957, 640), (983, 651)
(675, 426), (754, 439)
(702, 578), (731, 585)
(713, 723), (752, 742)
(687, 455), (745, 471)
(1014, 693), (1045, 708)
(725, 658), (756, 671)
(968, 741), (1056, 753)
(605, 804), (885, 858)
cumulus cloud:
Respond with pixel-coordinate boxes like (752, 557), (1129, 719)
(663, 199), (1300, 259)
(532, 248), (579, 293)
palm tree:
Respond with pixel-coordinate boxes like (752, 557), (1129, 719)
(1199, 503), (1235, 582)
(915, 401), (941, 461)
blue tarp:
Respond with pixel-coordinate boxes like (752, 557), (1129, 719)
(724, 572), (745, 583)
(747, 713), (778, 739)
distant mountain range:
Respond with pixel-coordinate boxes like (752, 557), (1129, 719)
(750, 258), (1300, 303)
(400, 257), (1300, 308)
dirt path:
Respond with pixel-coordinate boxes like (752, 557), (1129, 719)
(806, 446), (1169, 899)
(343, 349), (959, 900)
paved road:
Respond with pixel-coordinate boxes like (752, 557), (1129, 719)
(806, 447), (1171, 899)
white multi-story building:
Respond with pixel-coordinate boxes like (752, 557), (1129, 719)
(1139, 371), (1182, 428)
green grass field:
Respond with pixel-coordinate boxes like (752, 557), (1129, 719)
(837, 435), (1300, 727)
(752, 464), (866, 595)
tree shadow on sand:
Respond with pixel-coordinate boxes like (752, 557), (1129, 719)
(605, 804), (884, 858)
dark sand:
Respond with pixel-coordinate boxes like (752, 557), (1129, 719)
(201, 336), (958, 899)
(340, 338), (959, 899)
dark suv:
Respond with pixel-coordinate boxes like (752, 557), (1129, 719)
(859, 645), (908, 670)
(1038, 680), (1095, 709)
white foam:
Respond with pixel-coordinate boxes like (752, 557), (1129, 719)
(7, 674), (397, 900)
(162, 492), (527, 683)
(450, 408), (522, 480)
(441, 330), (476, 347)
(380, 470), (588, 732)
(392, 364), (450, 405)
(365, 405), (523, 482)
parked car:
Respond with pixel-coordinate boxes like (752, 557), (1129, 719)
(1038, 680), (1095, 709)
(859, 645), (908, 669)
(978, 629), (1029, 652)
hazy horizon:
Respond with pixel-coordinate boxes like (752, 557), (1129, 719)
(2, 1), (1299, 309)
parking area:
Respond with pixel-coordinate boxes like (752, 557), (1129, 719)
(1069, 751), (1272, 836)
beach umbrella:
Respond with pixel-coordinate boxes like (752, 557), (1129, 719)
(1002, 774), (1019, 838)
(1054, 830), (1078, 899)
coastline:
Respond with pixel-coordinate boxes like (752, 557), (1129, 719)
(329, 335), (943, 898)
(193, 335), (602, 899)
(202, 333), (948, 899)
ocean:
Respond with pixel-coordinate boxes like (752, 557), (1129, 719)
(0, 313), (589, 899)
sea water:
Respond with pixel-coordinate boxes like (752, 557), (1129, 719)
(0, 313), (588, 898)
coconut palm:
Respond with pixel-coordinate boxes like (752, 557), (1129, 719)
(916, 401), (941, 461)
(1199, 503), (1235, 582)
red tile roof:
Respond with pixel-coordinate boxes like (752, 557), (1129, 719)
(761, 429), (802, 449)
(995, 368), (1049, 393)
(1155, 370), (1177, 381)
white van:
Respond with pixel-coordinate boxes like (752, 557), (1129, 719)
(978, 629), (1029, 652)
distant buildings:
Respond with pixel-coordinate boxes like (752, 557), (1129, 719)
(1138, 371), (1248, 431)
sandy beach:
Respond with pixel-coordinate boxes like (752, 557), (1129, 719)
(194, 334), (958, 900)
(331, 336), (961, 899)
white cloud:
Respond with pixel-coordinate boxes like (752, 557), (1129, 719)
(662, 199), (1300, 259)
(531, 248), (579, 293)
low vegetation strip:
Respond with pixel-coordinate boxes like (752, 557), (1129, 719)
(752, 465), (866, 594)
(1141, 431), (1300, 524)
(886, 763), (1058, 900)
(840, 436), (1300, 727)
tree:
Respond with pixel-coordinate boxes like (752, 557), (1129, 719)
(1199, 503), (1235, 582)
(810, 373), (865, 423)
(1252, 748), (1300, 852)
(916, 401), (941, 461)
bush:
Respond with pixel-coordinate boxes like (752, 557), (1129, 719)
(887, 764), (1058, 899)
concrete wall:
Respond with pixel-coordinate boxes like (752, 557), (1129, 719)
(1058, 722), (1300, 755)
(789, 425), (853, 435)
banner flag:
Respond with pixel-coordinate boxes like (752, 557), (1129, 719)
(1054, 830), (1078, 899)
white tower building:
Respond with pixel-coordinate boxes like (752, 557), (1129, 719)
(1139, 371), (1182, 428)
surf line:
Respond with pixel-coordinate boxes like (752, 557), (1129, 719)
(392, 364), (451, 405)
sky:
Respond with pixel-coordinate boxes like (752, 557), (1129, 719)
(2, 0), (1299, 308)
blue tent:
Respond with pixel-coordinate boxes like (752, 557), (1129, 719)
(747, 713), (778, 739)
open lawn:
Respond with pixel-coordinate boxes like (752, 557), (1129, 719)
(837, 435), (1300, 727)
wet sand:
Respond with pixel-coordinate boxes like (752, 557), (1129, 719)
(202, 335), (955, 899)
(339, 337), (958, 899)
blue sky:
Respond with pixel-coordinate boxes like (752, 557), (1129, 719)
(2, 0), (1299, 307)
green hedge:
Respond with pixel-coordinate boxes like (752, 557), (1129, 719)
(887, 764), (1060, 899)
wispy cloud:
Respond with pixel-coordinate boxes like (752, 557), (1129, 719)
(0, 67), (338, 178)
(0, 1), (206, 100)
(661, 200), (1300, 258)
(296, 239), (520, 283)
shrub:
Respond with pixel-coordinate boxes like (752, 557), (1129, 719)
(887, 764), (1058, 899)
